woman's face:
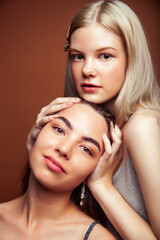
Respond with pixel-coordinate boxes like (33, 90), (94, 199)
(69, 23), (127, 104)
(29, 103), (108, 192)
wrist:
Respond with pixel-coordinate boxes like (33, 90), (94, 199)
(88, 180), (115, 199)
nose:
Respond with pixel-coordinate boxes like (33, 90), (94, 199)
(55, 141), (72, 160)
(82, 58), (97, 78)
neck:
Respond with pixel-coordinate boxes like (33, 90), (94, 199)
(101, 96), (117, 115)
(21, 173), (76, 227)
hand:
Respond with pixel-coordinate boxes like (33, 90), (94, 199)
(87, 123), (122, 192)
(26, 97), (80, 152)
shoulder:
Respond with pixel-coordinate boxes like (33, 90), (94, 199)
(122, 109), (160, 168)
(0, 202), (10, 225)
(0, 198), (22, 222)
(123, 109), (160, 143)
(86, 221), (117, 240)
(0, 201), (13, 218)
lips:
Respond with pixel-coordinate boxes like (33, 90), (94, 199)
(44, 155), (65, 173)
(81, 83), (101, 92)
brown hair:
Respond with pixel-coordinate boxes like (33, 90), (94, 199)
(22, 100), (114, 226)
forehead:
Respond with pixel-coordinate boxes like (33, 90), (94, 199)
(60, 103), (98, 118)
(70, 23), (124, 50)
(59, 103), (108, 135)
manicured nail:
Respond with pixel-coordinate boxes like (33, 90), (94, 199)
(103, 133), (108, 141)
(110, 121), (114, 128)
(66, 102), (73, 106)
(74, 98), (81, 102)
(52, 114), (58, 118)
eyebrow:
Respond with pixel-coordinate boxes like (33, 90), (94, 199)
(57, 116), (101, 152)
(69, 46), (117, 53)
(69, 48), (83, 54)
(57, 116), (73, 130)
(96, 47), (117, 52)
(82, 136), (101, 152)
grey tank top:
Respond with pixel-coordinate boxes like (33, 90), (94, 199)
(113, 153), (150, 223)
(106, 153), (150, 240)
(107, 109), (159, 239)
(113, 108), (160, 224)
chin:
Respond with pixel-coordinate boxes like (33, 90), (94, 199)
(81, 95), (106, 104)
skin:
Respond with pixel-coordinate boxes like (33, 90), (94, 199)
(0, 103), (117, 240)
(30, 104), (108, 192)
(69, 23), (127, 109)
(27, 23), (160, 239)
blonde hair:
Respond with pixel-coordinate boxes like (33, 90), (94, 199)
(64, 0), (160, 126)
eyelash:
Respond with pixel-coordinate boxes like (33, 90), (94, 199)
(70, 53), (113, 62)
(53, 126), (65, 135)
(71, 54), (84, 61)
(53, 126), (93, 157)
(99, 53), (113, 60)
(81, 145), (93, 156)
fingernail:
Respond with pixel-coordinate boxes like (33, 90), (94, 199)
(103, 133), (108, 139)
(110, 121), (114, 128)
(74, 98), (81, 102)
(52, 114), (58, 118)
(66, 102), (73, 106)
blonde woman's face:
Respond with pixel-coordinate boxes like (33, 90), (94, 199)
(69, 23), (127, 104)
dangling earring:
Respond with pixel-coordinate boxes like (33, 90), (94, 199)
(80, 182), (86, 206)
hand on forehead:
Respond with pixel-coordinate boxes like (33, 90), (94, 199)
(33, 102), (109, 156)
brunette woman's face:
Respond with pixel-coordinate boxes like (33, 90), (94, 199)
(29, 103), (108, 192)
(69, 23), (127, 104)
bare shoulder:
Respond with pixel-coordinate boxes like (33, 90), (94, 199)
(88, 222), (117, 240)
(123, 109), (160, 142)
(0, 200), (14, 228)
(0, 201), (12, 217)
(0, 197), (22, 222)
(75, 212), (117, 240)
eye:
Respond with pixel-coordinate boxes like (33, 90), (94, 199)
(71, 54), (84, 61)
(81, 146), (92, 156)
(53, 126), (65, 135)
(99, 53), (112, 60)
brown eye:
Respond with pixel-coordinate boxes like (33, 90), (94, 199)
(100, 53), (112, 60)
(71, 54), (84, 61)
(82, 146), (92, 156)
(53, 127), (64, 135)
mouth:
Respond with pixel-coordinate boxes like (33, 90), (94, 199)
(44, 155), (66, 174)
(81, 83), (102, 92)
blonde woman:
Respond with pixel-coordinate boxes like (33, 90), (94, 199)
(27, 0), (160, 239)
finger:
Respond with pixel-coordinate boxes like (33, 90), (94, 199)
(110, 125), (122, 154)
(53, 97), (81, 105)
(103, 133), (112, 156)
(46, 102), (75, 116)
(38, 103), (71, 120)
(36, 114), (58, 128)
(36, 98), (81, 129)
(115, 124), (122, 137)
(39, 100), (80, 117)
(110, 124), (122, 144)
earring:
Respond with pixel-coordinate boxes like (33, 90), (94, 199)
(80, 182), (86, 206)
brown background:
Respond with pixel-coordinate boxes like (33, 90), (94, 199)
(0, 0), (159, 202)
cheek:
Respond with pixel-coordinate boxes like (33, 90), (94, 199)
(29, 145), (39, 169)
(73, 156), (99, 178)
(114, 60), (126, 83)
(102, 66), (125, 90)
(29, 145), (35, 162)
(29, 138), (45, 168)
(71, 64), (81, 82)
